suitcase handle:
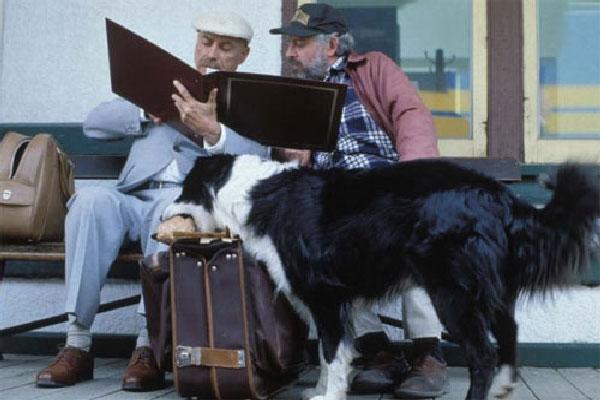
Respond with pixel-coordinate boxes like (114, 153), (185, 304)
(153, 227), (238, 245)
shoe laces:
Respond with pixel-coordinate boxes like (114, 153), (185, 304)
(48, 346), (86, 370)
(130, 347), (153, 367)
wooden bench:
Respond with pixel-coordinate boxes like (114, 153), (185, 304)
(0, 124), (144, 339)
(1, 124), (598, 344)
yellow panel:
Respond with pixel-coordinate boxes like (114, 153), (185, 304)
(543, 114), (600, 135)
(434, 117), (470, 138)
(542, 86), (600, 108)
(420, 90), (471, 113)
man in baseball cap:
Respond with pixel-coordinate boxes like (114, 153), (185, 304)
(270, 3), (448, 400)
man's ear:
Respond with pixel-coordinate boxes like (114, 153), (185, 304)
(239, 45), (250, 65)
(326, 36), (339, 57)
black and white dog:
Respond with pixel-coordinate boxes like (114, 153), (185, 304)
(162, 154), (599, 400)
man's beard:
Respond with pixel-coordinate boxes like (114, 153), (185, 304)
(286, 50), (330, 81)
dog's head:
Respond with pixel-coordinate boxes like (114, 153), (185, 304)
(163, 154), (299, 232)
(179, 154), (236, 213)
(160, 154), (235, 231)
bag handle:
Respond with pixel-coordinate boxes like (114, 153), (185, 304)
(153, 227), (237, 245)
(56, 146), (75, 199)
(0, 131), (30, 179)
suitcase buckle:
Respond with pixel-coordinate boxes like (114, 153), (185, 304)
(175, 345), (246, 368)
(175, 345), (199, 367)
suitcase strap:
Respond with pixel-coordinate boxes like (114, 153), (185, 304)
(175, 345), (246, 369)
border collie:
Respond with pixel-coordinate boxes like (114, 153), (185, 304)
(162, 154), (599, 400)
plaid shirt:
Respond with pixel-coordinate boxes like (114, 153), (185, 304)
(313, 56), (399, 170)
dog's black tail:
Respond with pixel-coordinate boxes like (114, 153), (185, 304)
(510, 164), (599, 294)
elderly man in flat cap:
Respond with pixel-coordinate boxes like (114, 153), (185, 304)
(269, 3), (447, 399)
(35, 10), (266, 392)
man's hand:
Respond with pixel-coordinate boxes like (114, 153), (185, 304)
(272, 148), (312, 166)
(147, 113), (162, 125)
(156, 215), (197, 241)
(172, 80), (221, 145)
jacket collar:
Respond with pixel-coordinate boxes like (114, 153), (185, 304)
(347, 52), (367, 66)
(346, 52), (367, 69)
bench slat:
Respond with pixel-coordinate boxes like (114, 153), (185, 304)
(0, 242), (142, 263)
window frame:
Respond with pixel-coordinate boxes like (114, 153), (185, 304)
(523, 0), (600, 163)
(438, 0), (487, 157)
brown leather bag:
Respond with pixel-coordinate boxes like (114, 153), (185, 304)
(141, 232), (308, 399)
(0, 132), (74, 241)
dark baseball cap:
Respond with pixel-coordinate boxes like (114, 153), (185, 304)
(269, 3), (348, 37)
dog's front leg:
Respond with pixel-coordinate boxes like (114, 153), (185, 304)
(308, 340), (354, 400)
(302, 342), (328, 400)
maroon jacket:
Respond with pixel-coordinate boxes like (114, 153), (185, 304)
(346, 52), (439, 160)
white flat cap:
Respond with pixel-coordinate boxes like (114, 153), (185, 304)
(193, 10), (254, 43)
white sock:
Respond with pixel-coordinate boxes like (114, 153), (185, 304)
(66, 320), (92, 352)
(136, 328), (150, 348)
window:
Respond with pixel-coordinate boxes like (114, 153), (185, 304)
(317, 0), (486, 156)
(524, 0), (600, 162)
(539, 0), (600, 139)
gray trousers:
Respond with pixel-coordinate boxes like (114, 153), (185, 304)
(64, 185), (181, 328)
(353, 286), (443, 340)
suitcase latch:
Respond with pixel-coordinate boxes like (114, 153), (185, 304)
(175, 345), (199, 367)
(2, 189), (11, 200)
(176, 345), (246, 368)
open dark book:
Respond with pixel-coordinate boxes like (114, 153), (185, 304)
(106, 19), (346, 151)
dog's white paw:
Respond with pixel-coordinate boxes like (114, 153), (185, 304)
(307, 396), (345, 400)
(490, 365), (516, 399)
(302, 388), (322, 400)
(302, 389), (345, 400)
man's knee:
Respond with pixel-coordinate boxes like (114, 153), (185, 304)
(67, 186), (121, 217)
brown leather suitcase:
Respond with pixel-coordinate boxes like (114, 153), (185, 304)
(144, 233), (308, 399)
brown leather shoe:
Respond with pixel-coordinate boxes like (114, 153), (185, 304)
(122, 346), (165, 391)
(393, 355), (448, 398)
(36, 346), (94, 387)
(351, 351), (409, 394)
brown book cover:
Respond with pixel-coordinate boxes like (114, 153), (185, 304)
(106, 19), (346, 151)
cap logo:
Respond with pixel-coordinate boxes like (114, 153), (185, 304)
(292, 9), (310, 25)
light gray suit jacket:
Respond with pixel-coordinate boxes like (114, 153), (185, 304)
(82, 99), (269, 192)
